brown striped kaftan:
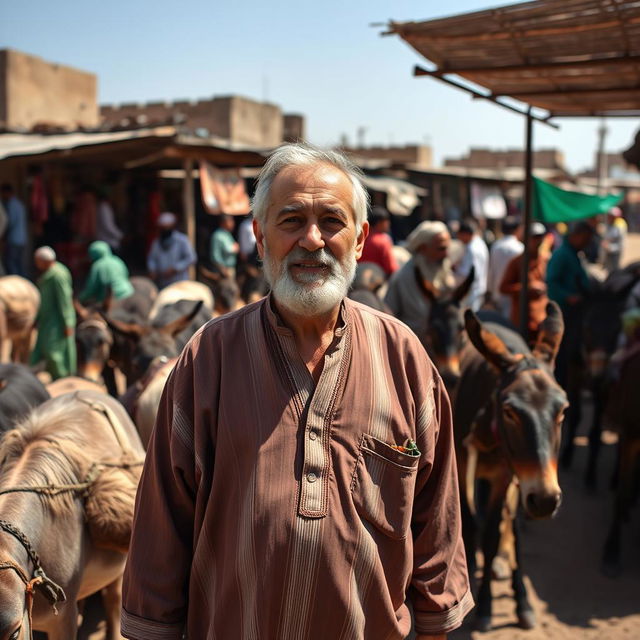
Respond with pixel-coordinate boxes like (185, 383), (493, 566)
(121, 296), (472, 640)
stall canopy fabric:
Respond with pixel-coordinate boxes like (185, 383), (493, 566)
(199, 161), (251, 215)
(532, 176), (623, 223)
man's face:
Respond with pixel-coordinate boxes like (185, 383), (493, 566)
(529, 235), (544, 254)
(420, 232), (450, 264)
(253, 163), (368, 316)
(572, 230), (593, 251)
(457, 231), (472, 246)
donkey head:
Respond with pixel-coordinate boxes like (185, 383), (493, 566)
(465, 302), (568, 519)
(416, 266), (475, 389)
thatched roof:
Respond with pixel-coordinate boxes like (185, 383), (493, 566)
(386, 0), (640, 118)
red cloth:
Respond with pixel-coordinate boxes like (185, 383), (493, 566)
(359, 231), (398, 275)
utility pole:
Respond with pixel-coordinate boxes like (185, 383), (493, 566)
(596, 118), (609, 195)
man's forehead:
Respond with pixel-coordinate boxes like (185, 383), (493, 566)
(270, 163), (353, 200)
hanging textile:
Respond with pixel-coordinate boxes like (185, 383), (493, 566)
(199, 161), (251, 216)
(533, 176), (623, 223)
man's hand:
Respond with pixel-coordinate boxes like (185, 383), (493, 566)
(416, 634), (446, 640)
(163, 267), (177, 278)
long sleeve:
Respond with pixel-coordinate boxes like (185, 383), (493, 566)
(409, 363), (474, 634)
(121, 354), (198, 639)
(174, 235), (197, 273)
(79, 265), (101, 304)
(147, 241), (160, 273)
(499, 256), (521, 296)
(54, 271), (75, 329)
(546, 250), (573, 307)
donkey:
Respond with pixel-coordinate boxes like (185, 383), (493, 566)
(0, 276), (40, 364)
(414, 266), (475, 390)
(561, 262), (640, 489)
(453, 302), (567, 631)
(0, 390), (144, 639)
(601, 346), (640, 576)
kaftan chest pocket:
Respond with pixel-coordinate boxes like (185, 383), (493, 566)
(350, 433), (420, 540)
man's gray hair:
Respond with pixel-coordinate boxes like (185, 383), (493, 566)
(251, 143), (369, 231)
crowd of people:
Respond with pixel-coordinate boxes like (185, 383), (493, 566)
(0, 143), (637, 639)
(2, 169), (631, 392)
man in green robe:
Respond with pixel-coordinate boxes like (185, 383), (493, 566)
(30, 246), (76, 379)
(79, 240), (134, 304)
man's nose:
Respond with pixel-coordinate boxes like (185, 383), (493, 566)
(298, 223), (324, 251)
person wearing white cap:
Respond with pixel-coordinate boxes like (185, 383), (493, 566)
(147, 212), (197, 289)
(30, 246), (77, 379)
(602, 206), (626, 273)
(384, 220), (456, 342)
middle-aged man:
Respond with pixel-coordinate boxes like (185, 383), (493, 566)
(30, 246), (76, 380)
(546, 220), (594, 388)
(1, 183), (28, 277)
(384, 220), (456, 343)
(147, 211), (197, 289)
(455, 219), (489, 312)
(487, 216), (523, 318)
(601, 205), (627, 273)
(121, 144), (472, 640)
(358, 205), (399, 276)
(499, 222), (549, 341)
(209, 213), (239, 279)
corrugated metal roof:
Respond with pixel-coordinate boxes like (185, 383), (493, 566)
(0, 127), (272, 163)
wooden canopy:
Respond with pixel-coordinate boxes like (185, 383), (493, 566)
(386, 0), (640, 118)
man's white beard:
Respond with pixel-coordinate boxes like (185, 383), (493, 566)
(263, 244), (357, 316)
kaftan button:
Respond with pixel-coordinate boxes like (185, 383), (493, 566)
(307, 472), (318, 483)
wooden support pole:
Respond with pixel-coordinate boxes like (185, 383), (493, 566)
(182, 158), (196, 280)
(519, 110), (533, 340)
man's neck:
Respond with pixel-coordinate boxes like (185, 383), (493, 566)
(273, 298), (342, 380)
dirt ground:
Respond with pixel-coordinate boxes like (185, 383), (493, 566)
(77, 235), (640, 640)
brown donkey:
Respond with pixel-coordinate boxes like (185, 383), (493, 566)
(0, 390), (144, 639)
(453, 303), (567, 631)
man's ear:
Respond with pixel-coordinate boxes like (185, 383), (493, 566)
(355, 220), (369, 260)
(253, 218), (265, 259)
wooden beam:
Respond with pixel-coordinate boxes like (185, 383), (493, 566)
(182, 158), (196, 280)
(413, 65), (559, 128)
(422, 54), (640, 77)
(493, 86), (640, 98)
(402, 16), (640, 44)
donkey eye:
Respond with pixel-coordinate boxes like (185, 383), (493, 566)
(503, 406), (519, 422)
(10, 627), (21, 640)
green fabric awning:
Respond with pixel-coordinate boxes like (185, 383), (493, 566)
(533, 177), (623, 224)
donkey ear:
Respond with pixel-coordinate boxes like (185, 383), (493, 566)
(160, 300), (204, 337)
(453, 266), (475, 304)
(414, 265), (439, 301)
(533, 301), (564, 366)
(100, 312), (147, 340)
(464, 309), (521, 370)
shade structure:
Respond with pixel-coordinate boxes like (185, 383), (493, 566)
(386, 0), (640, 338)
(386, 0), (640, 119)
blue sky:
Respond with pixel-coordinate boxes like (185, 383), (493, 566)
(2, 0), (638, 172)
